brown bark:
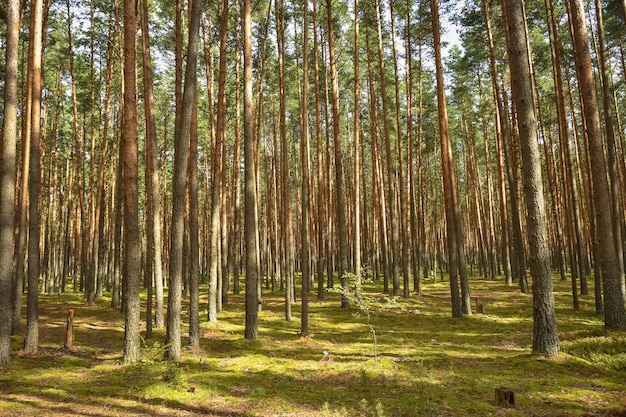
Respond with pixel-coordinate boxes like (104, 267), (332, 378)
(0, 0), (20, 367)
(503, 0), (559, 356)
(243, 0), (259, 340)
(24, 0), (45, 353)
(300, 0), (311, 337)
(432, 0), (463, 318)
(166, 0), (203, 360)
(568, 0), (626, 329)
(121, 0), (142, 364)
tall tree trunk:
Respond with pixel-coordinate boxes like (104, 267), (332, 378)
(568, 0), (626, 329)
(121, 0), (142, 364)
(140, 0), (165, 331)
(276, 0), (294, 321)
(230, 2), (242, 295)
(243, 0), (259, 340)
(374, 0), (400, 296)
(432, 0), (464, 317)
(166, 0), (202, 360)
(353, 0), (361, 292)
(594, 0), (625, 303)
(503, 0), (559, 356)
(0, 0), (20, 367)
(326, 0), (349, 308)
(188, 87), (200, 349)
(24, 0), (45, 354)
(300, 0), (311, 337)
(313, 0), (326, 300)
(482, 0), (512, 286)
(208, 0), (229, 323)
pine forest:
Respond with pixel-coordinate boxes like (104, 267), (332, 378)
(0, 0), (625, 415)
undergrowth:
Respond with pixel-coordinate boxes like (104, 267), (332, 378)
(0, 275), (624, 417)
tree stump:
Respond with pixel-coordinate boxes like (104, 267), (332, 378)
(64, 308), (75, 349)
(476, 301), (486, 314)
(495, 387), (515, 407)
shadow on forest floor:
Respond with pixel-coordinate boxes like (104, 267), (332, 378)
(1, 276), (625, 416)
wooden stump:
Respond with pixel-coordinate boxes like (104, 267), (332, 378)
(64, 308), (75, 349)
(495, 387), (515, 407)
(476, 302), (486, 314)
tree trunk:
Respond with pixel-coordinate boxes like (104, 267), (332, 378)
(166, 0), (202, 360)
(503, 0), (559, 356)
(300, 0), (311, 337)
(243, 0), (259, 340)
(326, 0), (349, 308)
(121, 0), (142, 364)
(23, 0), (45, 354)
(0, 0), (20, 367)
(140, 0), (164, 330)
(432, 0), (463, 318)
(567, 0), (626, 329)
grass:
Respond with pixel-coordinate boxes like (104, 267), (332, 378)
(1, 275), (625, 416)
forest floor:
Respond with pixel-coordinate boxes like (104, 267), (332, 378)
(1, 274), (625, 417)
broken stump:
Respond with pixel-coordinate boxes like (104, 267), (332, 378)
(495, 387), (515, 407)
(64, 308), (75, 349)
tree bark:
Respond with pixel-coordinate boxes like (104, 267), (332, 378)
(121, 0), (142, 364)
(567, 0), (626, 329)
(503, 0), (559, 356)
(0, 0), (20, 367)
(326, 0), (349, 308)
(243, 0), (259, 340)
(166, 0), (203, 360)
(432, 0), (463, 318)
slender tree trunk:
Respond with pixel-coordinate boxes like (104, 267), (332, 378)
(432, 0), (463, 317)
(24, 0), (45, 353)
(166, 0), (202, 360)
(300, 0), (311, 337)
(140, 0), (164, 331)
(594, 0), (625, 304)
(326, 0), (349, 308)
(483, 0), (512, 286)
(313, 0), (325, 300)
(243, 0), (259, 340)
(121, 0), (142, 364)
(568, 0), (626, 329)
(0, 0), (20, 367)
(353, 0), (361, 294)
(188, 87), (200, 349)
(208, 0), (228, 323)
(504, 0), (559, 356)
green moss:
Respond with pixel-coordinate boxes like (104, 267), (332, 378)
(0, 277), (624, 416)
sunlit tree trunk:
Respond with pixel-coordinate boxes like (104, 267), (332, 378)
(568, 0), (626, 329)
(0, 0), (20, 367)
(503, 0), (559, 356)
(166, 0), (202, 360)
(23, 0), (45, 354)
(482, 0), (512, 286)
(326, 0), (349, 308)
(594, 0), (625, 303)
(121, 0), (143, 364)
(432, 0), (465, 317)
(300, 0), (311, 337)
(140, 0), (164, 331)
(243, 0), (259, 340)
